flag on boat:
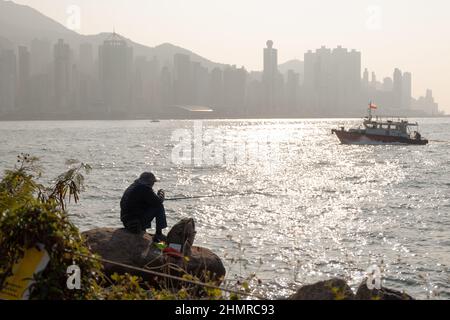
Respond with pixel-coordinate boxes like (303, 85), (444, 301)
(369, 102), (377, 109)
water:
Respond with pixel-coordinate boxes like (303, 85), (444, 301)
(1, 118), (449, 299)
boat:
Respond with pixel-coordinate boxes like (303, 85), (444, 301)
(332, 103), (429, 145)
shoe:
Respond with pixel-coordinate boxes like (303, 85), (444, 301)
(153, 233), (168, 243)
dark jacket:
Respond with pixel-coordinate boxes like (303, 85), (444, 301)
(120, 181), (164, 223)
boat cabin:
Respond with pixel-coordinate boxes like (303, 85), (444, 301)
(350, 116), (421, 139)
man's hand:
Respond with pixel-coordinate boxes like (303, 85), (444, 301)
(157, 189), (165, 201)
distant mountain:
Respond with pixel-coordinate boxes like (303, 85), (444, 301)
(279, 59), (304, 75)
(0, 0), (224, 69)
(0, 0), (78, 44)
(0, 0), (302, 73)
(249, 60), (304, 81)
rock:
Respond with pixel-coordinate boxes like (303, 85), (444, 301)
(355, 280), (414, 300)
(82, 227), (226, 287)
(289, 278), (354, 300)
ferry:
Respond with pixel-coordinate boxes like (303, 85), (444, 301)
(332, 103), (429, 145)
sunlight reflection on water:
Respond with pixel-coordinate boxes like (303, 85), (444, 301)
(0, 118), (449, 299)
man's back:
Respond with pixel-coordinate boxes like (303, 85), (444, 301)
(120, 181), (162, 223)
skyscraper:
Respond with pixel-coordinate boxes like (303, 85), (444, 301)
(304, 46), (361, 116)
(192, 61), (209, 106)
(286, 69), (300, 115)
(0, 49), (17, 113)
(79, 43), (95, 113)
(362, 68), (369, 88)
(53, 39), (72, 111)
(79, 43), (94, 76)
(402, 72), (412, 109)
(371, 72), (377, 89)
(148, 56), (161, 113)
(393, 68), (403, 108)
(223, 65), (247, 116)
(263, 40), (278, 115)
(382, 77), (393, 92)
(209, 67), (224, 111)
(160, 66), (173, 111)
(99, 33), (133, 114)
(30, 38), (51, 76)
(30, 39), (51, 114)
(17, 46), (31, 110)
(413, 89), (439, 115)
(173, 53), (193, 106)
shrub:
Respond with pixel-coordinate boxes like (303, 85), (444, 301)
(0, 154), (102, 299)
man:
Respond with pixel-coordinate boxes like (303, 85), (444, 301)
(120, 172), (168, 242)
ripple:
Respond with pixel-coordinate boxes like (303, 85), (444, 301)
(1, 118), (449, 299)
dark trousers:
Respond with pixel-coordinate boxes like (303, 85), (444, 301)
(123, 205), (167, 234)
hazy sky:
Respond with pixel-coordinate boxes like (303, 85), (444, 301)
(12, 0), (450, 112)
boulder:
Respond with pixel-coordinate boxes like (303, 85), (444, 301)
(355, 280), (414, 300)
(289, 278), (355, 300)
(82, 227), (226, 287)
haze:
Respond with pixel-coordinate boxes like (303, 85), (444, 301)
(8, 0), (450, 113)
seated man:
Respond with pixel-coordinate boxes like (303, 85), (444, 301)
(120, 172), (167, 241)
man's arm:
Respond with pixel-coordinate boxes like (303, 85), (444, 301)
(141, 185), (164, 206)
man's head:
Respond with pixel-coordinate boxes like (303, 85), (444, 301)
(137, 172), (159, 187)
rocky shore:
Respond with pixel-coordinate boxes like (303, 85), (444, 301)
(83, 223), (415, 300)
(288, 278), (414, 300)
(83, 227), (226, 287)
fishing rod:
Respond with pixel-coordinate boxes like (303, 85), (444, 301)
(165, 191), (268, 201)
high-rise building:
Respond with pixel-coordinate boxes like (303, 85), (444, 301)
(78, 43), (95, 113)
(223, 65), (247, 116)
(286, 69), (300, 115)
(371, 72), (377, 89)
(424, 89), (439, 115)
(304, 46), (361, 116)
(246, 78), (263, 116)
(79, 43), (94, 76)
(53, 39), (72, 111)
(382, 77), (393, 92)
(30, 38), (51, 76)
(209, 67), (223, 111)
(263, 40), (278, 114)
(402, 72), (412, 109)
(70, 64), (80, 112)
(0, 49), (17, 113)
(133, 55), (148, 109)
(148, 56), (161, 112)
(99, 33), (133, 114)
(192, 61), (209, 106)
(132, 55), (161, 114)
(173, 53), (193, 106)
(17, 46), (31, 110)
(160, 66), (173, 110)
(413, 89), (439, 115)
(393, 68), (403, 108)
(362, 68), (369, 88)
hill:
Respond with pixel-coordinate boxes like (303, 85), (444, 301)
(0, 0), (223, 69)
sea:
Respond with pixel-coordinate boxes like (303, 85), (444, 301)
(0, 118), (449, 299)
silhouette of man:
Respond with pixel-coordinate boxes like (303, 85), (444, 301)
(120, 172), (167, 241)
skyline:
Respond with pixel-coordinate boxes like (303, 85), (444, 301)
(9, 0), (450, 113)
(0, 35), (440, 120)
